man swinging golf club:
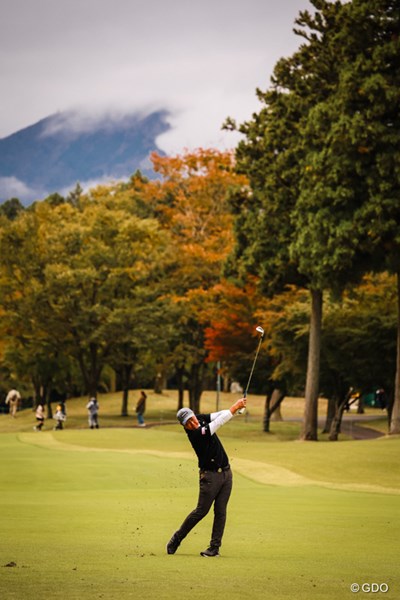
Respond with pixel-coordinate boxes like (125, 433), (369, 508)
(166, 396), (247, 557)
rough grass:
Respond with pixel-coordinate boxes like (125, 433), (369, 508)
(1, 392), (399, 599)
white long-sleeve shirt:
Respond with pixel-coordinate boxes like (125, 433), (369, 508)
(208, 410), (233, 435)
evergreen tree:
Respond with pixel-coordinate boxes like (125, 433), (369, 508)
(296, 0), (400, 432)
(228, 0), (400, 438)
(228, 0), (349, 440)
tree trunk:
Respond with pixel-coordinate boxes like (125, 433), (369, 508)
(263, 388), (286, 432)
(356, 395), (365, 414)
(121, 388), (129, 417)
(322, 395), (336, 433)
(154, 371), (163, 394)
(390, 269), (400, 434)
(188, 362), (204, 413)
(270, 399), (283, 421)
(33, 380), (53, 419)
(222, 369), (230, 393)
(178, 387), (185, 410)
(87, 381), (99, 397)
(76, 348), (99, 398)
(329, 389), (358, 441)
(264, 395), (271, 433)
(43, 384), (53, 419)
(176, 367), (185, 410)
(32, 378), (41, 409)
(301, 288), (323, 441)
(120, 364), (133, 417)
(329, 400), (346, 441)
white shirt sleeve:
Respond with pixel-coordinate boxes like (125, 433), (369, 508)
(210, 411), (222, 421)
(209, 410), (233, 435)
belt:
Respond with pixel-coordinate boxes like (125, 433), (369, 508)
(200, 465), (230, 473)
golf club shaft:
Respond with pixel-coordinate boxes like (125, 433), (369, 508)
(238, 335), (264, 414)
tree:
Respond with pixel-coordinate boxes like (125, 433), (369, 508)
(202, 281), (261, 388)
(105, 290), (174, 416)
(229, 0), (400, 440)
(0, 198), (24, 221)
(1, 343), (72, 418)
(228, 0), (355, 440)
(302, 0), (400, 433)
(140, 149), (248, 412)
(0, 206), (63, 412)
(0, 185), (173, 402)
(252, 274), (396, 439)
(321, 273), (397, 438)
(202, 279), (288, 431)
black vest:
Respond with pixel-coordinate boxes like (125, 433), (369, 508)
(186, 413), (229, 470)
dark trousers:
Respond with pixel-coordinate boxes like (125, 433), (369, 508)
(176, 468), (233, 548)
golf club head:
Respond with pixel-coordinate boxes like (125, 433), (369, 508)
(256, 325), (264, 337)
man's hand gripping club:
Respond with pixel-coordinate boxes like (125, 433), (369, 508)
(230, 397), (247, 415)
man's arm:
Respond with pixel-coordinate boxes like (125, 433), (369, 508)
(208, 398), (247, 435)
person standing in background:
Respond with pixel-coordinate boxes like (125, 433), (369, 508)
(86, 397), (99, 429)
(34, 402), (45, 430)
(5, 389), (21, 418)
(53, 404), (66, 430)
(135, 391), (147, 427)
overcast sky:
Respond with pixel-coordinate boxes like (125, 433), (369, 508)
(1, 0), (312, 154)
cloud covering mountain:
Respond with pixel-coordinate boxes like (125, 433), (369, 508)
(0, 0), (307, 153)
(0, 110), (170, 204)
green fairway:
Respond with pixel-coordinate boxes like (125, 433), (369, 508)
(1, 412), (399, 600)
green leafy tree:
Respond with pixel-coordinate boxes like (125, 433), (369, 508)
(0, 186), (173, 404)
(228, 0), (353, 440)
(1, 343), (73, 418)
(229, 0), (399, 440)
(299, 0), (400, 433)
(321, 274), (397, 439)
(105, 289), (174, 416)
(256, 274), (396, 439)
(0, 207), (61, 412)
(0, 198), (24, 221)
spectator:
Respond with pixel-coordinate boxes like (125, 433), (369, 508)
(53, 404), (66, 430)
(5, 389), (21, 418)
(86, 397), (99, 429)
(135, 391), (147, 427)
(375, 388), (387, 410)
(34, 402), (45, 431)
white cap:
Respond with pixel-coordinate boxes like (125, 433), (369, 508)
(177, 408), (195, 425)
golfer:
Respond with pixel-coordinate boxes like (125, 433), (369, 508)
(167, 396), (246, 557)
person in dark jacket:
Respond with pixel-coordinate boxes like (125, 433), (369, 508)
(135, 391), (147, 427)
(166, 396), (246, 557)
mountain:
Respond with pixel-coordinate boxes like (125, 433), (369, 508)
(0, 110), (171, 204)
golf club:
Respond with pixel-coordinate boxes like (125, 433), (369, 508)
(238, 325), (265, 414)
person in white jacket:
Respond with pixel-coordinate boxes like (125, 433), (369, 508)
(166, 397), (246, 557)
(34, 402), (45, 430)
(86, 397), (99, 429)
(5, 389), (21, 417)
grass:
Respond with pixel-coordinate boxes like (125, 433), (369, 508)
(0, 389), (386, 435)
(1, 391), (399, 599)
